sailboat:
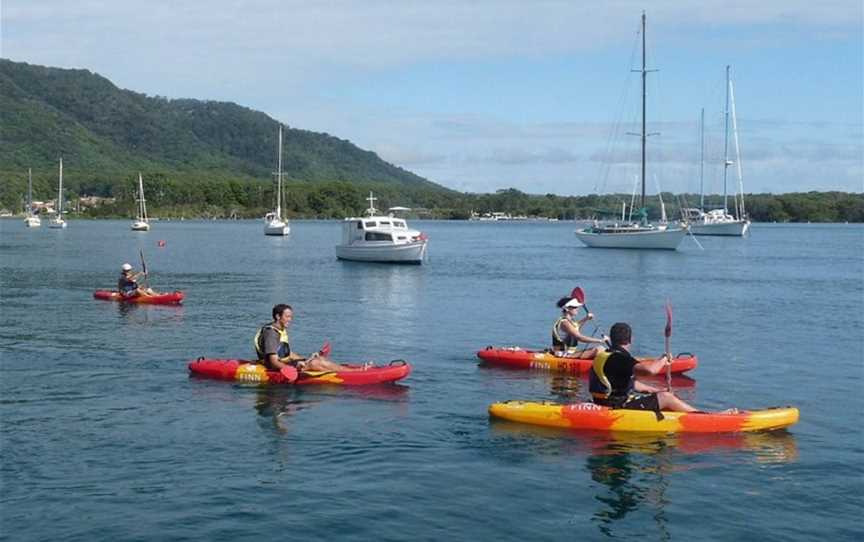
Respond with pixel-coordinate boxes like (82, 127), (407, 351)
(24, 168), (41, 227)
(575, 13), (687, 250)
(131, 173), (150, 231)
(685, 66), (750, 236)
(263, 125), (290, 236)
(48, 158), (67, 229)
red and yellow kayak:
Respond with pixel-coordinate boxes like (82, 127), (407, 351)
(188, 358), (411, 386)
(477, 347), (697, 374)
(488, 401), (799, 433)
(93, 290), (184, 305)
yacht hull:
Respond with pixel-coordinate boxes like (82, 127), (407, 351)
(574, 227), (687, 250)
(690, 220), (749, 236)
(24, 217), (41, 227)
(131, 221), (150, 231)
(264, 221), (290, 236)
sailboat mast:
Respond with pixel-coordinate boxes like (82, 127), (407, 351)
(277, 125), (283, 218)
(58, 158), (63, 213)
(27, 168), (33, 215)
(640, 12), (647, 210)
(723, 64), (731, 213)
(729, 69), (746, 220)
(138, 173), (148, 221)
(700, 108), (705, 211)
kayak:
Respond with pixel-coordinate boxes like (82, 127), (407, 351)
(488, 400), (799, 433)
(93, 290), (184, 305)
(188, 358), (411, 386)
(477, 346), (697, 374)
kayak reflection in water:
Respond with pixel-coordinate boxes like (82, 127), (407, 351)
(254, 304), (371, 373)
(552, 296), (609, 359)
(590, 322), (736, 414)
(118, 263), (155, 298)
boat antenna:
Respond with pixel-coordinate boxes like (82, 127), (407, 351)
(366, 191), (378, 216)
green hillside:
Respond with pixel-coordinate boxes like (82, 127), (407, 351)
(0, 58), (442, 189)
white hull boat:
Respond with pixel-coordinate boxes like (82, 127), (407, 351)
(263, 125), (290, 236)
(335, 192), (428, 264)
(131, 172), (150, 231)
(49, 158), (67, 229)
(575, 223), (688, 250)
(688, 213), (749, 236)
(24, 168), (41, 227)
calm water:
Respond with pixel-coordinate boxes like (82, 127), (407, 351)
(1, 219), (862, 541)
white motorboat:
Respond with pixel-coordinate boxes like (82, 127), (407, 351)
(335, 192), (428, 264)
(574, 13), (686, 250)
(686, 66), (750, 237)
(131, 172), (150, 231)
(48, 158), (67, 229)
(263, 125), (290, 236)
(24, 168), (41, 227)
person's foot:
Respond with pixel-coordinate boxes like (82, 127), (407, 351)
(720, 408), (740, 414)
(362, 361), (374, 370)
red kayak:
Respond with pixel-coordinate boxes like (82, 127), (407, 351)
(477, 346), (697, 374)
(93, 290), (184, 305)
(188, 358), (411, 386)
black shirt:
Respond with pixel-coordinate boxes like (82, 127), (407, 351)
(589, 347), (638, 399)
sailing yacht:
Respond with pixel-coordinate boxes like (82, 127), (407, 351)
(574, 13), (687, 250)
(24, 168), (41, 227)
(131, 173), (150, 231)
(685, 66), (750, 237)
(263, 125), (290, 236)
(48, 158), (67, 229)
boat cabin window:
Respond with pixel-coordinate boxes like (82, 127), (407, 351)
(393, 220), (406, 228)
(365, 232), (393, 241)
(397, 236), (408, 241)
(356, 221), (364, 229)
(364, 221), (377, 228)
(379, 221), (390, 226)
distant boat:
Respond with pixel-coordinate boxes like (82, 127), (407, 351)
(24, 168), (41, 228)
(574, 13), (687, 250)
(131, 173), (150, 231)
(335, 192), (428, 264)
(263, 125), (290, 236)
(48, 158), (67, 229)
(685, 66), (750, 237)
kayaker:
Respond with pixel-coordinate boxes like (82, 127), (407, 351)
(589, 322), (699, 413)
(254, 304), (370, 372)
(118, 263), (154, 298)
(552, 296), (609, 358)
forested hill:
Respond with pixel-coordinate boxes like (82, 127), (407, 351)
(0, 58), (442, 189)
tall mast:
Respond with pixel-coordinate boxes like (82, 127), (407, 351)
(58, 158), (63, 213)
(723, 64), (731, 213)
(28, 168), (33, 214)
(277, 125), (283, 218)
(700, 108), (705, 211)
(729, 68), (746, 220)
(640, 12), (647, 209)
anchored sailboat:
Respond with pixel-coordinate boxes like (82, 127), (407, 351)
(685, 66), (750, 236)
(574, 13), (687, 250)
(131, 173), (150, 231)
(263, 125), (290, 236)
(48, 158), (67, 229)
(24, 168), (41, 227)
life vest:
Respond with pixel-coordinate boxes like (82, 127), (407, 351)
(589, 348), (635, 404)
(551, 316), (580, 350)
(254, 324), (291, 360)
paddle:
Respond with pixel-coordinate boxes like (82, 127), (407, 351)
(571, 286), (601, 339)
(138, 248), (149, 288)
(664, 300), (673, 392)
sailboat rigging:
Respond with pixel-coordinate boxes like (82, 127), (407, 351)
(131, 173), (150, 231)
(574, 12), (688, 250)
(263, 124), (290, 236)
(48, 158), (67, 229)
(24, 168), (41, 228)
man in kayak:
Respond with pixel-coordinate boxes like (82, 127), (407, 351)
(255, 304), (369, 372)
(118, 263), (155, 298)
(552, 296), (609, 358)
(589, 322), (698, 413)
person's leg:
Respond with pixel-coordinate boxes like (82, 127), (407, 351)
(304, 356), (367, 372)
(656, 391), (699, 412)
(575, 347), (598, 359)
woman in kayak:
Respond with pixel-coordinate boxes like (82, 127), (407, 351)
(590, 322), (736, 413)
(552, 296), (609, 358)
(255, 304), (370, 372)
(118, 263), (155, 298)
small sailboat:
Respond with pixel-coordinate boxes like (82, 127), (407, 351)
(574, 13), (687, 250)
(131, 173), (150, 231)
(48, 158), (67, 229)
(263, 125), (290, 236)
(685, 66), (750, 237)
(335, 192), (428, 264)
(23, 168), (41, 228)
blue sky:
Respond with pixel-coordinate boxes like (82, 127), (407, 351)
(2, 1), (861, 195)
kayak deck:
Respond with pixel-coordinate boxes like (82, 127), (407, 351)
(188, 358), (411, 386)
(93, 290), (184, 305)
(489, 400), (799, 433)
(477, 346), (697, 374)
